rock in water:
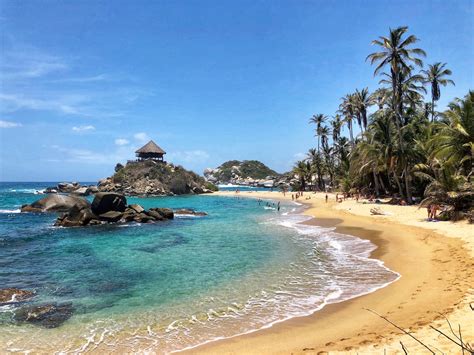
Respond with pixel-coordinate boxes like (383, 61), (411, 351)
(149, 208), (174, 219)
(98, 211), (124, 222)
(91, 192), (127, 215)
(174, 209), (208, 216)
(21, 195), (90, 213)
(0, 288), (35, 304)
(128, 204), (144, 213)
(15, 303), (74, 328)
(54, 204), (97, 227)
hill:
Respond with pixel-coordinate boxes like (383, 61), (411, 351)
(98, 160), (217, 196)
(204, 160), (282, 186)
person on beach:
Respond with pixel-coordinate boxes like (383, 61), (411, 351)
(427, 203), (432, 219)
(291, 194), (294, 201)
(325, 194), (328, 203)
(336, 193), (338, 201)
(430, 204), (440, 220)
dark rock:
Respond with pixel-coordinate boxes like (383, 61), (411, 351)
(54, 204), (97, 227)
(146, 210), (165, 221)
(91, 192), (127, 215)
(0, 288), (35, 304)
(128, 204), (144, 213)
(192, 186), (204, 194)
(149, 207), (174, 219)
(21, 195), (90, 213)
(15, 303), (74, 328)
(134, 212), (155, 223)
(44, 187), (58, 194)
(58, 182), (76, 192)
(99, 211), (123, 222)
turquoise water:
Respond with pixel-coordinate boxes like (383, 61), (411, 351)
(0, 183), (399, 353)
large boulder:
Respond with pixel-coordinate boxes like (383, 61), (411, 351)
(91, 193), (127, 215)
(54, 204), (97, 227)
(0, 288), (35, 304)
(21, 195), (90, 213)
(15, 303), (74, 328)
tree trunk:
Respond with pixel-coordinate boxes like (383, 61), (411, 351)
(431, 95), (435, 122)
(372, 170), (380, 197)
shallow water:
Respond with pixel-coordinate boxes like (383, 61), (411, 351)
(0, 183), (399, 353)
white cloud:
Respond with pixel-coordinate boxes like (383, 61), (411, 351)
(0, 93), (84, 115)
(54, 74), (108, 83)
(72, 125), (95, 132)
(0, 120), (22, 128)
(115, 138), (129, 146)
(1, 45), (67, 79)
(134, 132), (150, 143)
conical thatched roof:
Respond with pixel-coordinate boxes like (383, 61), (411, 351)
(135, 140), (166, 154)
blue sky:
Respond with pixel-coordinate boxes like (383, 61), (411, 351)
(0, 0), (472, 181)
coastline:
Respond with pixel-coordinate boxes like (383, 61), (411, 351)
(189, 190), (474, 354)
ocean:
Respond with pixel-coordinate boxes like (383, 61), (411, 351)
(0, 182), (399, 353)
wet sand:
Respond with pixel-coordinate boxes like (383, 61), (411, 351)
(189, 191), (473, 354)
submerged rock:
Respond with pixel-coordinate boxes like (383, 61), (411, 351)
(174, 209), (208, 216)
(91, 192), (127, 215)
(21, 194), (90, 213)
(15, 303), (74, 328)
(0, 288), (35, 304)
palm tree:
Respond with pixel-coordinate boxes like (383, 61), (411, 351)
(309, 114), (327, 152)
(339, 94), (356, 145)
(431, 91), (474, 177)
(354, 88), (372, 131)
(367, 26), (426, 203)
(307, 148), (325, 190)
(319, 126), (331, 150)
(331, 114), (343, 142)
(293, 160), (312, 191)
(371, 88), (390, 110)
(421, 62), (455, 122)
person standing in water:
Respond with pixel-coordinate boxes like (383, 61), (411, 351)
(277, 201), (280, 211)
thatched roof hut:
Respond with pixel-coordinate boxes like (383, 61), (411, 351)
(135, 140), (166, 161)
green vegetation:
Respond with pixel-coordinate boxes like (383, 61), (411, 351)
(214, 160), (278, 181)
(293, 26), (473, 219)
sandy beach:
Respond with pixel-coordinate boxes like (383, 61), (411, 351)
(189, 190), (474, 354)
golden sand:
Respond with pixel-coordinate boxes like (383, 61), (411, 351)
(187, 190), (474, 354)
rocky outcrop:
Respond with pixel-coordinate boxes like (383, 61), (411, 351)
(97, 160), (217, 196)
(0, 288), (35, 304)
(15, 303), (74, 328)
(43, 182), (98, 195)
(54, 193), (177, 227)
(21, 194), (90, 213)
(204, 160), (284, 187)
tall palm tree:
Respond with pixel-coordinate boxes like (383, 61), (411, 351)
(339, 94), (356, 145)
(367, 26), (426, 203)
(309, 114), (327, 152)
(319, 126), (331, 150)
(354, 88), (372, 131)
(421, 62), (455, 122)
(331, 115), (342, 143)
(371, 88), (390, 110)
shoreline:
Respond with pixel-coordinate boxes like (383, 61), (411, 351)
(189, 190), (473, 354)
